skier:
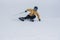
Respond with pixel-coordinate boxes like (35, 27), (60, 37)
(19, 6), (41, 22)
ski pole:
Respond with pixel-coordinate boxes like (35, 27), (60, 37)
(18, 11), (25, 14)
(15, 11), (25, 15)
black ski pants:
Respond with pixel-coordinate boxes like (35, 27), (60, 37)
(24, 15), (36, 20)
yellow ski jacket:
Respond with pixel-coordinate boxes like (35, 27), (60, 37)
(26, 9), (40, 20)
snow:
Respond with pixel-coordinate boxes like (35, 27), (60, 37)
(0, 0), (60, 40)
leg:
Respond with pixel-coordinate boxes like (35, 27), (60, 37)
(30, 15), (36, 22)
(30, 15), (36, 19)
(24, 15), (31, 19)
(18, 15), (30, 21)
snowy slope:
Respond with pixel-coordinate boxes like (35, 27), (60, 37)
(0, 0), (60, 40)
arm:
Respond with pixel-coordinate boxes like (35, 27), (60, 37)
(36, 12), (41, 21)
(25, 9), (32, 12)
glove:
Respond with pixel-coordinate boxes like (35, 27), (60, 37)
(39, 19), (41, 21)
(25, 10), (27, 12)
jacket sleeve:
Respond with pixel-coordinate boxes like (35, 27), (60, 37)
(36, 12), (40, 21)
(26, 9), (32, 12)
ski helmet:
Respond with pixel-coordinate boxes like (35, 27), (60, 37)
(34, 6), (38, 11)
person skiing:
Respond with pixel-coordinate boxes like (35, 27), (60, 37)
(19, 6), (41, 22)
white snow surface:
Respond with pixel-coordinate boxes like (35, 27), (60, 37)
(0, 0), (60, 40)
